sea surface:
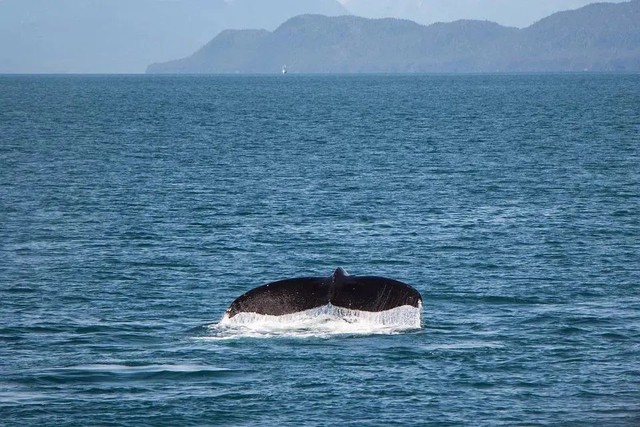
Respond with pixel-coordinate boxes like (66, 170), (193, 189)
(1, 74), (639, 426)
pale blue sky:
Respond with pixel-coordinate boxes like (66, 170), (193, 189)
(0, 0), (629, 73)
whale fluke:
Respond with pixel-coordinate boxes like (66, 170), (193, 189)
(225, 268), (422, 318)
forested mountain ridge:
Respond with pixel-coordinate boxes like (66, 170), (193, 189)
(147, 0), (640, 73)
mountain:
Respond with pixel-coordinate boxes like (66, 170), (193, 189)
(510, 1), (640, 71)
(0, 0), (349, 74)
(337, 0), (628, 29)
(147, 1), (640, 73)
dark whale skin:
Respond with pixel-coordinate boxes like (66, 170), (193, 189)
(225, 268), (422, 318)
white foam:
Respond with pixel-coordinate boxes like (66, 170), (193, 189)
(203, 303), (422, 339)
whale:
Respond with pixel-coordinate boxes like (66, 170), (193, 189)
(224, 267), (422, 318)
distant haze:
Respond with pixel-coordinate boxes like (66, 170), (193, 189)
(0, 0), (632, 73)
(0, 0), (348, 73)
(147, 1), (640, 74)
(339, 0), (628, 28)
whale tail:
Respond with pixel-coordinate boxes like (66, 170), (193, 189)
(225, 268), (422, 318)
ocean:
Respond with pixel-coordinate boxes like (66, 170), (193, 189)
(1, 74), (639, 426)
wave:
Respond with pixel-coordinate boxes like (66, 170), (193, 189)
(12, 364), (237, 386)
(202, 303), (422, 339)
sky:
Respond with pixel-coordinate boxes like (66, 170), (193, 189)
(0, 0), (629, 73)
(337, 0), (628, 28)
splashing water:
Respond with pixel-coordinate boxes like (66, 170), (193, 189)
(204, 303), (422, 339)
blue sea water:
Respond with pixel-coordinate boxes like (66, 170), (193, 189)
(1, 74), (639, 426)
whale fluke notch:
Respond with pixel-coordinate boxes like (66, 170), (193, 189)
(225, 268), (422, 318)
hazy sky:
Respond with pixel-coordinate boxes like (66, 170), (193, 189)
(338, 0), (628, 28)
(0, 0), (629, 73)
